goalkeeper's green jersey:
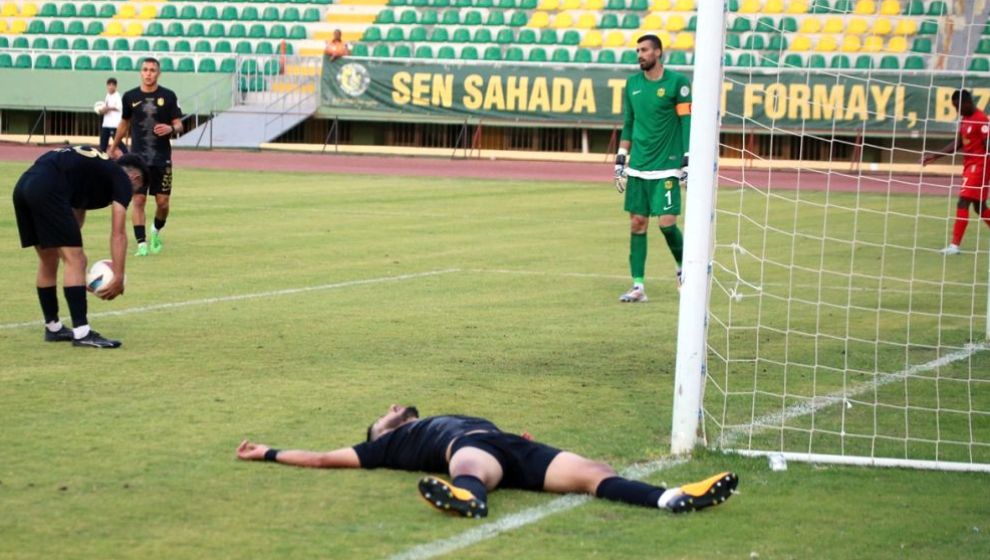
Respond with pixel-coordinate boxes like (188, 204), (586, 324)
(620, 68), (692, 179)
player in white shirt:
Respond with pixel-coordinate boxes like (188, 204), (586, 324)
(98, 78), (126, 154)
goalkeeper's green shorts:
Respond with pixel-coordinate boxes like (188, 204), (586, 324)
(624, 176), (682, 217)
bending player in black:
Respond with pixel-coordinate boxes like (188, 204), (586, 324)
(237, 404), (738, 518)
(108, 57), (182, 257)
(13, 146), (149, 348)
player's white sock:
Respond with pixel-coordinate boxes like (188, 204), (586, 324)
(46, 320), (64, 332)
(633, 283), (644, 290)
(657, 487), (681, 509)
(151, 225), (159, 235)
(73, 325), (91, 339)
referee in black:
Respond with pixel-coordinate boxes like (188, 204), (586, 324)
(13, 146), (148, 348)
(109, 57), (182, 257)
(238, 404), (738, 518)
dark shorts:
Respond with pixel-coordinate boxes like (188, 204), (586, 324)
(138, 163), (172, 196)
(450, 433), (562, 491)
(12, 167), (82, 249)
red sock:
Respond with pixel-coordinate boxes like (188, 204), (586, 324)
(953, 207), (969, 246)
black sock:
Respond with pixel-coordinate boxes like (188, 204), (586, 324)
(37, 286), (60, 324)
(63, 286), (88, 329)
(595, 476), (665, 509)
(134, 225), (146, 244)
(153, 217), (166, 231)
(452, 475), (488, 504)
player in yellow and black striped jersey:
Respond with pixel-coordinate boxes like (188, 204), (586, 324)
(109, 57), (183, 257)
(613, 34), (692, 303)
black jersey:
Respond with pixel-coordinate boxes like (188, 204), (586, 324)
(121, 85), (181, 167)
(31, 146), (133, 210)
(353, 415), (501, 473)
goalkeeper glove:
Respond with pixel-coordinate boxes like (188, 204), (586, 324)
(614, 150), (628, 193)
(680, 155), (689, 187)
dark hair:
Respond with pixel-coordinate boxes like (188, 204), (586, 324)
(106, 77), (117, 85)
(637, 34), (663, 52)
(951, 89), (972, 104)
(117, 153), (150, 189)
(141, 57), (161, 69)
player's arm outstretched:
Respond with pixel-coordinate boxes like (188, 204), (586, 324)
(921, 132), (963, 166)
(237, 440), (361, 469)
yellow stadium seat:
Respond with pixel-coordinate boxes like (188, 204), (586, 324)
(642, 14), (662, 30)
(561, 0), (581, 9)
(673, 0), (694, 10)
(118, 4), (136, 19)
(787, 1), (810, 13)
(846, 17), (868, 35)
(672, 32), (694, 50)
(538, 0), (558, 9)
(584, 0), (605, 8)
(605, 31), (626, 47)
(840, 35), (862, 52)
(576, 13), (596, 28)
(739, 0), (760, 13)
(1, 2), (16, 17)
(853, 0), (876, 14)
(800, 18), (822, 33)
(0, 20), (7, 33)
(126, 22), (143, 37)
(791, 35), (813, 51)
(893, 19), (917, 35)
(823, 17), (844, 33)
(528, 11), (550, 28)
(580, 30), (602, 48)
(862, 35), (883, 52)
(10, 18), (26, 33)
(553, 12), (575, 29)
(139, 5), (156, 19)
(652, 0), (672, 9)
(885, 35), (907, 52)
(105, 21), (124, 36)
(872, 18), (892, 35)
(666, 14), (686, 31)
(21, 2), (37, 17)
(815, 36), (838, 51)
(765, 0), (785, 13)
(879, 0), (900, 15)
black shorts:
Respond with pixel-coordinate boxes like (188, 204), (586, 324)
(13, 167), (82, 249)
(450, 433), (562, 491)
(138, 163), (172, 196)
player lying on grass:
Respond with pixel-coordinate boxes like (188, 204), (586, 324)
(237, 404), (738, 518)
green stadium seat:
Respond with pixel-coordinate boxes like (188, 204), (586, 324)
(432, 0), (450, 7)
(621, 14), (639, 30)
(667, 51), (688, 65)
(607, 0), (624, 8)
(66, 20), (84, 35)
(199, 58), (218, 72)
(917, 20), (938, 35)
(58, 3), (76, 17)
(902, 0), (923, 14)
(364, 27), (383, 41)
(977, 39), (990, 55)
(416, 45), (435, 58)
(476, 0), (493, 7)
(517, 29), (536, 44)
(179, 5), (197, 19)
(735, 52), (756, 66)
(442, 8), (460, 22)
(112, 38), (130, 51)
(810, 0), (830, 12)
(372, 44), (390, 57)
(473, 28), (492, 43)
(386, 28), (406, 41)
(375, 9), (394, 24)
(879, 55), (899, 69)
(409, 27), (427, 41)
(146, 22), (164, 37)
(27, 20), (44, 34)
(540, 29), (558, 45)
(903, 55), (925, 69)
(561, 30), (580, 46)
(687, 15), (698, 32)
(0, 53), (11, 69)
(94, 56), (113, 71)
(54, 55), (72, 70)
(159, 4), (177, 19)
(195, 40), (212, 53)
(302, 8), (320, 22)
(927, 1), (947, 15)
(249, 24), (267, 39)
(460, 46), (479, 60)
(487, 11), (504, 26)
(597, 50), (616, 64)
(78, 1), (94, 16)
(256, 42), (274, 55)
(452, 28), (471, 42)
(768, 34), (788, 52)
(166, 23), (185, 37)
(153, 39), (171, 52)
(208, 23), (226, 38)
(780, 17), (797, 33)
(413, 0), (429, 6)
(483, 46), (502, 60)
(242, 7), (260, 21)
(496, 28), (515, 43)
(74, 55), (93, 70)
(855, 55), (874, 69)
(551, 48), (570, 62)
(755, 17), (776, 33)
(509, 11), (528, 26)
(133, 39), (150, 51)
(221, 6), (238, 20)
(289, 25), (307, 39)
(177, 58), (195, 72)
(98, 4), (116, 18)
(731, 18), (751, 33)
(213, 40), (231, 54)
(0, 37), (6, 49)
(725, 34), (741, 50)
(240, 76), (267, 93)
(34, 55), (52, 70)
(262, 7), (279, 21)
(220, 58), (236, 73)
(574, 48), (592, 63)
(630, 0), (648, 8)
(86, 21), (105, 35)
(464, 11), (482, 25)
(44, 20), (62, 34)
(229, 24), (247, 39)
(71, 38), (89, 50)
(969, 57), (990, 72)
(52, 37), (69, 50)
(240, 59), (259, 75)
(116, 57), (134, 72)
(174, 40), (191, 53)
(201, 5), (218, 20)
(437, 45), (456, 59)
(235, 41), (253, 54)
(399, 10), (416, 24)
(352, 43), (369, 56)
(92, 38), (109, 51)
(499, 0), (516, 7)
(159, 58), (175, 72)
(744, 35), (765, 50)
(528, 47), (548, 62)
(283, 7), (300, 22)
(39, 2), (56, 17)
(807, 54), (826, 67)
(911, 38), (932, 53)
(505, 46), (524, 61)
(520, 0), (537, 7)
(270, 24), (287, 39)
(429, 27), (449, 41)
(187, 23), (205, 37)
(620, 50), (638, 64)
(31, 37), (48, 50)
(600, 14), (619, 29)
(420, 10), (438, 25)
(984, 21), (990, 35)
(832, 0), (852, 12)
(12, 37), (28, 49)
(760, 53), (779, 67)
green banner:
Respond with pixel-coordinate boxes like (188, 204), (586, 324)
(321, 57), (990, 133)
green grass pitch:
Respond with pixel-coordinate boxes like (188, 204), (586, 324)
(1, 162), (987, 559)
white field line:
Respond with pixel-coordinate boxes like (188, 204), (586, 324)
(0, 269), (459, 331)
(387, 342), (987, 560)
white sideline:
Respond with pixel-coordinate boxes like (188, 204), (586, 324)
(0, 269), (459, 331)
(387, 342), (987, 560)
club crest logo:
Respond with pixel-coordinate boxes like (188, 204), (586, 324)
(665, 179), (674, 190)
(157, 98), (164, 106)
(337, 63), (371, 97)
(657, 88), (666, 98)
(680, 85), (690, 97)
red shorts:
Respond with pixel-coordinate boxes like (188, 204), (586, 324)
(961, 162), (990, 201)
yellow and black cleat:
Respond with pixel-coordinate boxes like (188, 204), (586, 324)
(666, 472), (739, 514)
(418, 476), (488, 519)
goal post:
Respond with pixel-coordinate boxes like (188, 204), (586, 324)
(671, 3), (990, 473)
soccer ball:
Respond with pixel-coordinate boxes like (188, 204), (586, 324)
(86, 259), (120, 294)
(93, 101), (106, 115)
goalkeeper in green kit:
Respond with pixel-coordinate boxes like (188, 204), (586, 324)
(614, 34), (691, 303)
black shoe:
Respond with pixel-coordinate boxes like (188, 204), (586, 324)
(72, 331), (122, 349)
(418, 476), (488, 518)
(44, 326), (74, 342)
